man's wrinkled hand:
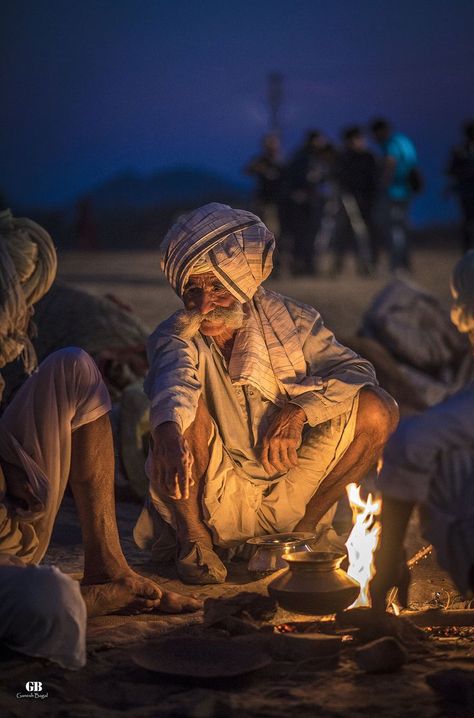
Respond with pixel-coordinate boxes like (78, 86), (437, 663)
(152, 422), (194, 500)
(261, 404), (306, 475)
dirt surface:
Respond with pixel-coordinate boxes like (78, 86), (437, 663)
(1, 248), (473, 717)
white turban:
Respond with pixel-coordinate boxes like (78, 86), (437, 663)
(0, 209), (57, 375)
(160, 203), (275, 301)
(450, 250), (474, 335)
(159, 203), (327, 405)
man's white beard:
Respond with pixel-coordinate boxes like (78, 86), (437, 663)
(172, 303), (245, 340)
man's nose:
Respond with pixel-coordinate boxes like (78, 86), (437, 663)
(195, 290), (215, 314)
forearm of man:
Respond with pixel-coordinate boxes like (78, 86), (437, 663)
(370, 497), (415, 610)
(152, 421), (194, 500)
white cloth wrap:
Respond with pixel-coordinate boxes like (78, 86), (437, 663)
(378, 382), (474, 597)
(160, 202), (346, 405)
(0, 564), (86, 669)
(0, 209), (57, 384)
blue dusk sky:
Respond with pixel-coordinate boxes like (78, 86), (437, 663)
(1, 0), (474, 224)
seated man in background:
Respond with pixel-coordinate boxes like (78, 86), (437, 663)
(134, 203), (399, 584)
(0, 210), (199, 669)
(371, 250), (474, 609)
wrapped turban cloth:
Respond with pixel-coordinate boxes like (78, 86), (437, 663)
(0, 209), (57, 389)
(160, 203), (274, 301)
(450, 249), (474, 336)
(160, 203), (324, 405)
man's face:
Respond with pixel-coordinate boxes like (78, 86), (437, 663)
(182, 272), (242, 337)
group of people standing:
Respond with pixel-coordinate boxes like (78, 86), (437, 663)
(245, 118), (420, 277)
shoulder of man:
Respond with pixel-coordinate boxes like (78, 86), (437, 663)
(261, 288), (321, 331)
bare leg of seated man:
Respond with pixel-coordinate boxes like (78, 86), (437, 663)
(0, 348), (200, 616)
(295, 386), (399, 531)
(152, 398), (227, 585)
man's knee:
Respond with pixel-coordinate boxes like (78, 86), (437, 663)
(43, 347), (97, 378)
(357, 386), (399, 446)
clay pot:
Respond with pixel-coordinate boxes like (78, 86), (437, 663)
(268, 551), (360, 615)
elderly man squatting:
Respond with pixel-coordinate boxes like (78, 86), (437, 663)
(0, 210), (200, 670)
(371, 250), (474, 609)
(134, 203), (399, 584)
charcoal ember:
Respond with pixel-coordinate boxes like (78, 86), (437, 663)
(204, 592), (277, 633)
(336, 607), (426, 647)
(355, 636), (408, 673)
(426, 669), (474, 707)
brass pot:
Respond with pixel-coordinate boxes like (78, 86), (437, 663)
(268, 551), (360, 615)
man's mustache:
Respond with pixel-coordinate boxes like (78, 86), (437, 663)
(172, 303), (245, 339)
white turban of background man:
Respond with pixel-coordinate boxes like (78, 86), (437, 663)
(0, 209), (57, 375)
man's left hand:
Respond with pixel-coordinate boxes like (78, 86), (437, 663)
(261, 404), (306, 475)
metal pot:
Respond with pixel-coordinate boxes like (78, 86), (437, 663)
(268, 551), (360, 615)
(246, 532), (316, 574)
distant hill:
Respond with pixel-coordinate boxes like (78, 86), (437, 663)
(87, 166), (248, 213)
(24, 166), (252, 248)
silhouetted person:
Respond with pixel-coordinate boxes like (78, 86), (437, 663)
(313, 142), (340, 267)
(446, 120), (474, 252)
(245, 134), (283, 240)
(370, 118), (418, 273)
(332, 126), (379, 276)
(281, 130), (328, 275)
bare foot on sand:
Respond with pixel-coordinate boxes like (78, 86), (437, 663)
(81, 570), (202, 617)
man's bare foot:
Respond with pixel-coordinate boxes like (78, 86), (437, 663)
(81, 570), (202, 617)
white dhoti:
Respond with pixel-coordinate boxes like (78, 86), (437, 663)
(135, 389), (359, 552)
(0, 564), (86, 669)
(0, 347), (111, 667)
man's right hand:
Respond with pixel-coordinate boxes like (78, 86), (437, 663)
(151, 422), (194, 501)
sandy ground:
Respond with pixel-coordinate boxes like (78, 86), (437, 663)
(55, 247), (455, 336)
(1, 248), (473, 717)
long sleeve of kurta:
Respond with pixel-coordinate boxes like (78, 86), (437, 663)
(145, 298), (377, 433)
(288, 303), (377, 425)
(144, 315), (201, 433)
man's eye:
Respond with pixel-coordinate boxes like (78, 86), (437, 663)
(212, 284), (225, 292)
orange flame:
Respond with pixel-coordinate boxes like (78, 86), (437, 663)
(345, 483), (381, 608)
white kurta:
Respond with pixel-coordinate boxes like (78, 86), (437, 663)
(378, 382), (474, 597)
(135, 295), (377, 548)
